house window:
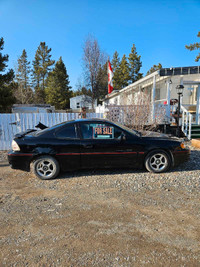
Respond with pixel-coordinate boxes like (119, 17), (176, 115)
(155, 88), (160, 100)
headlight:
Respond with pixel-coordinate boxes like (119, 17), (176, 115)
(12, 140), (20, 151)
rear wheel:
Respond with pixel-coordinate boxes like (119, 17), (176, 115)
(145, 150), (171, 173)
(33, 156), (60, 180)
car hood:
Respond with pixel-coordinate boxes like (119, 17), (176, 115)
(141, 131), (179, 141)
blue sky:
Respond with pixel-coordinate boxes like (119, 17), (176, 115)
(0, 0), (200, 90)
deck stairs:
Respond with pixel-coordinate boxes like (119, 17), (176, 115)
(181, 105), (200, 140)
(191, 124), (200, 139)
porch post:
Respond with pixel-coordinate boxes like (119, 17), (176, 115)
(196, 85), (200, 125)
(180, 77), (184, 105)
(166, 78), (171, 120)
(152, 75), (156, 122)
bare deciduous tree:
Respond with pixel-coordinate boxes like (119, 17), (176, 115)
(82, 35), (106, 109)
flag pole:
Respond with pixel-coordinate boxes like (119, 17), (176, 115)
(108, 57), (109, 95)
(108, 57), (113, 94)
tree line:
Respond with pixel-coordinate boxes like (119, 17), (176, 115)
(0, 36), (163, 112)
(0, 31), (199, 112)
(0, 38), (72, 112)
(15, 42), (72, 109)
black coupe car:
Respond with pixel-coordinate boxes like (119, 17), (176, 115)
(8, 118), (190, 180)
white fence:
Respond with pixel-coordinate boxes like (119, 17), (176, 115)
(0, 113), (103, 150)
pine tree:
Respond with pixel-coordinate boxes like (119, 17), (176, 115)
(111, 51), (121, 90)
(146, 63), (162, 76)
(15, 49), (33, 103)
(112, 51), (120, 72)
(32, 51), (40, 89)
(185, 31), (200, 62)
(96, 62), (108, 99)
(45, 57), (72, 109)
(32, 50), (43, 103)
(0, 37), (15, 112)
(32, 42), (55, 103)
(128, 44), (142, 83)
(119, 54), (130, 88)
(74, 86), (93, 97)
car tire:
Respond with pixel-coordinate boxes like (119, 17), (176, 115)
(145, 150), (171, 173)
(33, 156), (60, 180)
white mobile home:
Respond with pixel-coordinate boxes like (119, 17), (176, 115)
(70, 95), (97, 110)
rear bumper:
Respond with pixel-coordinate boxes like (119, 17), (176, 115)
(172, 149), (190, 167)
(8, 151), (34, 171)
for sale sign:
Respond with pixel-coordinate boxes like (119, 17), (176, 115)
(93, 126), (114, 139)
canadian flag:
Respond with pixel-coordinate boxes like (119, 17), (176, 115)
(108, 61), (114, 94)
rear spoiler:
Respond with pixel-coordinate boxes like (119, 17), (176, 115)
(15, 129), (37, 138)
(15, 122), (48, 138)
(35, 122), (48, 130)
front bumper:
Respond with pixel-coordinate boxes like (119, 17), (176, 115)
(172, 149), (190, 167)
(8, 151), (34, 171)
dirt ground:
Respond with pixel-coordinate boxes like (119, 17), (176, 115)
(0, 151), (200, 266)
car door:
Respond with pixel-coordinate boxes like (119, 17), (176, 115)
(79, 121), (140, 169)
(54, 123), (81, 171)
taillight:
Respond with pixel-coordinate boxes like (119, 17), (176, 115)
(12, 140), (20, 151)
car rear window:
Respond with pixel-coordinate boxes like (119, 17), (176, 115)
(34, 121), (73, 136)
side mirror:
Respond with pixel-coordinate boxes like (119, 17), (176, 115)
(120, 133), (126, 141)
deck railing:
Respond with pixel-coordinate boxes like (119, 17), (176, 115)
(181, 105), (193, 140)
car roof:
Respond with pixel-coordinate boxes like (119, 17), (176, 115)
(36, 118), (112, 134)
(73, 118), (109, 123)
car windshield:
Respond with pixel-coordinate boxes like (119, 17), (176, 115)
(113, 122), (141, 137)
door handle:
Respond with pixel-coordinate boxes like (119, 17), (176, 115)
(83, 144), (93, 149)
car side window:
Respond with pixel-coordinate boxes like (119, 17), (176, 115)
(56, 124), (77, 139)
(80, 123), (94, 139)
(113, 126), (123, 139)
(80, 123), (123, 140)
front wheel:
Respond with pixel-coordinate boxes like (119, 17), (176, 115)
(33, 156), (60, 180)
(145, 150), (171, 173)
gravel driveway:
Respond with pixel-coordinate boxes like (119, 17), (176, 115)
(0, 145), (200, 266)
